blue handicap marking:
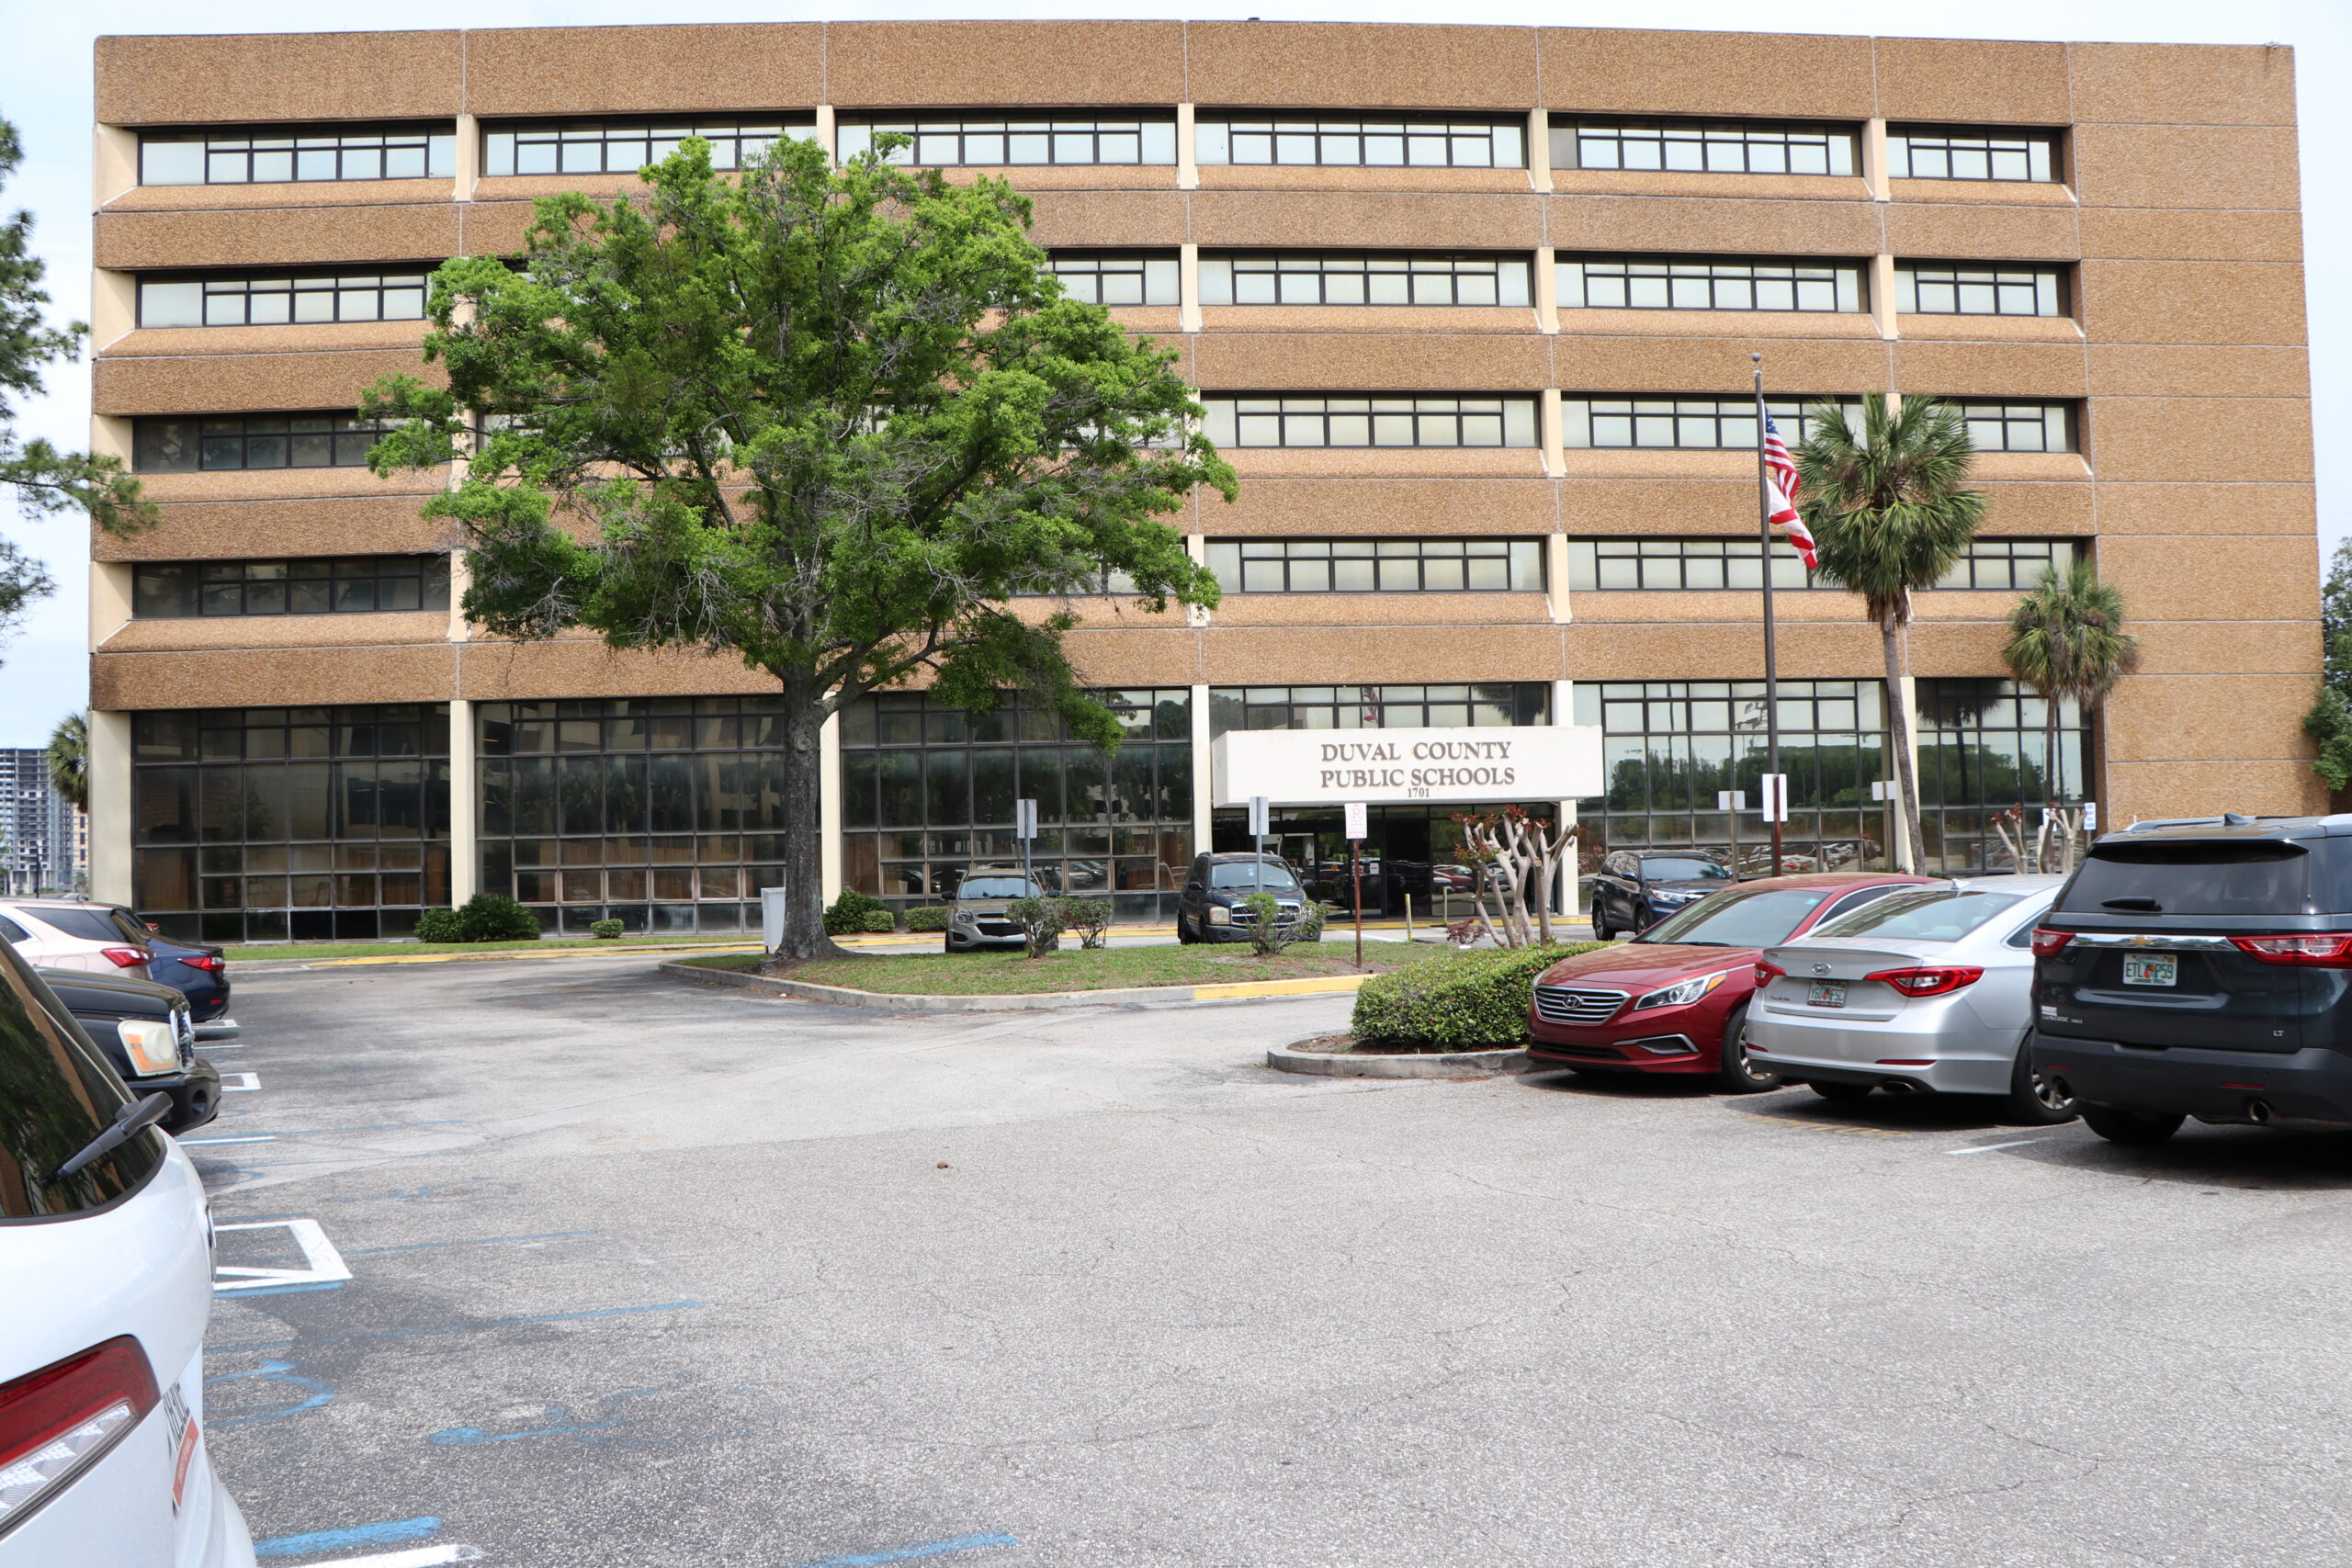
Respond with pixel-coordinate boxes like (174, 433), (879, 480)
(786, 1532), (1020, 1568)
(252, 1514), (439, 1558)
(205, 1359), (334, 1427)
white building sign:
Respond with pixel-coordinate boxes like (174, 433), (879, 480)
(1212, 726), (1604, 808)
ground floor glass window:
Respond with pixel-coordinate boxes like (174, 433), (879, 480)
(838, 688), (1194, 919)
(131, 705), (452, 942)
(1917, 678), (2086, 874)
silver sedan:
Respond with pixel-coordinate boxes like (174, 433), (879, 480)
(1747, 875), (2073, 1122)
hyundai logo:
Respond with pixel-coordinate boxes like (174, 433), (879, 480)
(1812, 963), (1831, 975)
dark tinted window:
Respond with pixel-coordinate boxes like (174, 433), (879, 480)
(2061, 841), (2313, 916)
(33, 908), (139, 944)
(0, 945), (164, 1220)
(957, 877), (1042, 899)
(1209, 862), (1301, 890)
(1638, 886), (1831, 947)
(0, 916), (24, 943)
(1639, 856), (1734, 881)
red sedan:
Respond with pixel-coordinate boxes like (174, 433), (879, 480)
(1529, 873), (1932, 1091)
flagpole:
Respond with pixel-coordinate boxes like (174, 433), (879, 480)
(1751, 354), (1783, 877)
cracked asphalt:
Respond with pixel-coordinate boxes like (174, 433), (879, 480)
(195, 953), (2352, 1567)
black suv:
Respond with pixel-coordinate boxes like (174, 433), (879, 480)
(1587, 852), (1738, 940)
(1176, 853), (1319, 944)
(2031, 815), (2352, 1145)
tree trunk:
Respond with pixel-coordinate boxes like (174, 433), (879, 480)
(2041, 701), (2061, 874)
(1883, 614), (1927, 874)
(774, 671), (847, 963)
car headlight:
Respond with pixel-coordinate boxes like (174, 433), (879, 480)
(117, 1019), (180, 1076)
(950, 909), (975, 925)
(1206, 906), (1231, 925)
(1632, 970), (1731, 1011)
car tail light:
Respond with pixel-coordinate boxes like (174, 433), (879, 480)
(2029, 929), (2074, 957)
(0, 1337), (160, 1532)
(98, 948), (146, 969)
(1754, 959), (1787, 986)
(179, 955), (224, 973)
(1863, 965), (1985, 998)
(2228, 934), (2352, 966)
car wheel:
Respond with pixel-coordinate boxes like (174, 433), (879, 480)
(1177, 918), (1198, 945)
(943, 935), (955, 953)
(2003, 1036), (2079, 1124)
(1589, 900), (1611, 942)
(1810, 1081), (1874, 1103)
(2080, 1103), (2185, 1146)
(1714, 1006), (1781, 1094)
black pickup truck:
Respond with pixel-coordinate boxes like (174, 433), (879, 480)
(36, 966), (222, 1134)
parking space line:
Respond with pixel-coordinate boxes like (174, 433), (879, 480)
(288, 1551), (482, 1568)
(221, 1072), (260, 1091)
(214, 1218), (353, 1294)
(186, 1134), (277, 1145)
(787, 1532), (1019, 1568)
(1947, 1137), (2052, 1156)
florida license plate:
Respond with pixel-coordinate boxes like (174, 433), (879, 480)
(2122, 953), (2177, 987)
(1806, 981), (1848, 1008)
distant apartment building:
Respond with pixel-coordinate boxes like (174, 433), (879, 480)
(84, 22), (2319, 941)
(0, 750), (84, 896)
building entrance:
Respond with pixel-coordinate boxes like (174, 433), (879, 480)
(1209, 801), (1562, 923)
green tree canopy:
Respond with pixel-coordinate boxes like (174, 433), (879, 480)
(366, 133), (1230, 957)
(2303, 539), (2352, 792)
(45, 710), (85, 813)
(0, 118), (153, 658)
(2000, 557), (2139, 814)
(1795, 393), (1986, 871)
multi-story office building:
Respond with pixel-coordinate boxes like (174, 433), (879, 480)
(85, 22), (2319, 941)
(0, 750), (84, 896)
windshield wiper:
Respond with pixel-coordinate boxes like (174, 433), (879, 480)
(51, 1092), (171, 1186)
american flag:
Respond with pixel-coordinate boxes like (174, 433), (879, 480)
(1763, 412), (1818, 570)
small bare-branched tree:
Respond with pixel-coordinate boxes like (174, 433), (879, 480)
(1453, 808), (1577, 949)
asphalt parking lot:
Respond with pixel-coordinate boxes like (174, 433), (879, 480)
(197, 953), (2352, 1568)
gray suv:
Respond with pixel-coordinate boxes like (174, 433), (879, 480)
(2031, 815), (2352, 1145)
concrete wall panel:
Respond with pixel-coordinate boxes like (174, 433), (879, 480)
(1190, 22), (1538, 110)
(93, 643), (458, 708)
(2079, 259), (2308, 347)
(830, 21), (1184, 108)
(1892, 341), (2086, 399)
(1203, 624), (1563, 683)
(2087, 344), (2310, 400)
(455, 639), (777, 701)
(1546, 195), (1880, 257)
(1536, 29), (1875, 118)
(2090, 482), (2314, 537)
(463, 24), (823, 117)
(95, 350), (442, 417)
(1194, 333), (1550, 390)
(1203, 479), (1555, 536)
(2090, 398), (2312, 483)
(2069, 42), (2299, 128)
(1191, 191), (1540, 251)
(1871, 38), (2072, 126)
(2103, 673), (2319, 762)
(1883, 202), (2081, 262)
(2072, 124), (2301, 212)
(100, 611), (448, 653)
(2108, 759), (2325, 822)
(2098, 533), (2319, 624)
(2078, 209), (2302, 264)
(96, 203), (459, 271)
(96, 498), (451, 562)
(1555, 334), (1890, 394)
(96, 32), (462, 126)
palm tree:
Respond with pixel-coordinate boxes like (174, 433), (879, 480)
(2001, 557), (2140, 830)
(1793, 394), (1986, 872)
(45, 712), (86, 813)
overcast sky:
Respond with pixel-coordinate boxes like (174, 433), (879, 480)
(2, 0), (2344, 749)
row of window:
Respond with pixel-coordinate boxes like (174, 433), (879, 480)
(131, 255), (2078, 328)
(121, 539), (2076, 621)
(138, 117), (2064, 184)
(121, 397), (2084, 467)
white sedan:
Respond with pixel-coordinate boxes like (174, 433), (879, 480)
(1747, 875), (2074, 1122)
(0, 899), (154, 978)
(0, 943), (254, 1567)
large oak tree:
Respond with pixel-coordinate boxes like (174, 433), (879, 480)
(366, 134), (1228, 958)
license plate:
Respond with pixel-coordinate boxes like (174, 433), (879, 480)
(1806, 981), (1848, 1008)
(2122, 953), (2177, 987)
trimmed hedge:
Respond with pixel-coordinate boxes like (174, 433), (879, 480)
(589, 919), (624, 939)
(861, 908), (898, 932)
(413, 908), (463, 943)
(1351, 942), (1605, 1050)
(825, 890), (888, 935)
(903, 905), (952, 931)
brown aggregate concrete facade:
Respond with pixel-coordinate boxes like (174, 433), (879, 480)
(86, 21), (2324, 909)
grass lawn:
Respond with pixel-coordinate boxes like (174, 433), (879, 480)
(681, 939), (1448, 995)
(220, 931), (763, 964)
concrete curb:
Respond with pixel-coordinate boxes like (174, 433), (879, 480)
(1265, 1037), (1530, 1078)
(660, 961), (1373, 1011)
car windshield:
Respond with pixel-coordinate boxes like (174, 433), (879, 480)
(1636, 886), (1836, 947)
(0, 942), (164, 1219)
(1815, 886), (2029, 942)
(1640, 857), (1734, 882)
(957, 877), (1042, 899)
(1209, 863), (1300, 891)
(2060, 840), (2313, 916)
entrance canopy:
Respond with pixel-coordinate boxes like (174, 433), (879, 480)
(1212, 725), (1603, 807)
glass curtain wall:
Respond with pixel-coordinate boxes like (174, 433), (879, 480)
(839, 689), (1194, 919)
(1917, 678), (2086, 873)
(476, 697), (789, 936)
(1573, 682), (1892, 876)
(131, 705), (452, 942)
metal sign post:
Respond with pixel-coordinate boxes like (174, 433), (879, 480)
(1758, 774), (1790, 856)
(1752, 354), (1785, 875)
(1248, 795), (1271, 897)
(1344, 801), (1367, 967)
(1716, 789), (1747, 878)
(1014, 797), (1038, 893)
(1870, 779), (1899, 870)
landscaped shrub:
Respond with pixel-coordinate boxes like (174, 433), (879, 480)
(456, 893), (541, 943)
(825, 890), (889, 935)
(1005, 896), (1064, 957)
(413, 908), (463, 943)
(903, 905), (952, 931)
(1351, 942), (1604, 1050)
(590, 919), (624, 940)
(861, 908), (898, 933)
(1238, 893), (1327, 955)
(1059, 897), (1112, 950)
